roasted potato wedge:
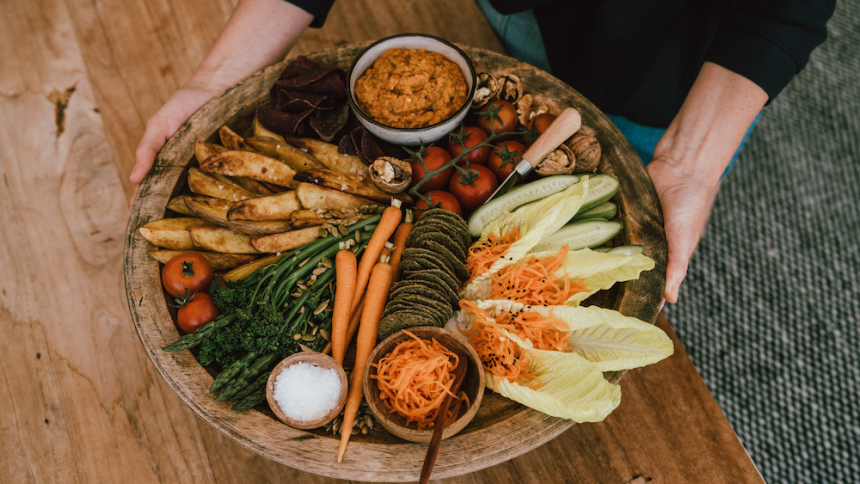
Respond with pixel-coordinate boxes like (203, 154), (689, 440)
(189, 226), (261, 254)
(183, 195), (291, 236)
(293, 169), (412, 204)
(228, 175), (275, 196)
(147, 250), (258, 271)
(223, 253), (287, 282)
(194, 140), (229, 163)
(166, 196), (194, 216)
(252, 114), (286, 143)
(187, 167), (256, 201)
(244, 136), (325, 172)
(219, 125), (254, 152)
(250, 227), (320, 253)
(227, 190), (302, 221)
(295, 182), (380, 211)
(290, 209), (328, 228)
(139, 217), (216, 250)
(285, 137), (369, 175)
(200, 151), (298, 188)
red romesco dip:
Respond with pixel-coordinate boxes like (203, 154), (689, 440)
(354, 48), (468, 129)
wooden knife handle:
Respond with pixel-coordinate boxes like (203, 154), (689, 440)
(521, 107), (582, 167)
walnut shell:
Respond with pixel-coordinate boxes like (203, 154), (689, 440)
(369, 157), (412, 194)
(567, 132), (601, 173)
(472, 72), (500, 108)
(535, 144), (576, 175)
(497, 74), (523, 104)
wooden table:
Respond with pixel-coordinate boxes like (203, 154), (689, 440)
(0, 0), (765, 482)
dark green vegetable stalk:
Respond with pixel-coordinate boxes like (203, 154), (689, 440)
(161, 214), (378, 411)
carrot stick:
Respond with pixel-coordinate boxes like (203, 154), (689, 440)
(331, 249), (357, 365)
(338, 261), (393, 462)
(388, 213), (413, 284)
(350, 205), (401, 313)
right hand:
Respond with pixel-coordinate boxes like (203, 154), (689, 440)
(130, 83), (222, 184)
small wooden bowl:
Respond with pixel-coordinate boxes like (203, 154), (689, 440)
(266, 351), (348, 430)
(363, 326), (484, 443)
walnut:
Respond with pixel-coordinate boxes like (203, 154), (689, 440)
(496, 74), (523, 104)
(535, 144), (576, 175)
(566, 127), (601, 172)
(369, 157), (412, 194)
(472, 72), (500, 108)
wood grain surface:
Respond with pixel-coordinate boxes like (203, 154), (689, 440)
(0, 0), (763, 482)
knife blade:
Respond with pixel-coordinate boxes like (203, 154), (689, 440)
(485, 107), (582, 202)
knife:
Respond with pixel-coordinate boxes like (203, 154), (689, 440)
(485, 107), (582, 203)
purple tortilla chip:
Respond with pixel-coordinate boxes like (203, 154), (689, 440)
(256, 108), (312, 137)
(310, 101), (349, 142)
(294, 71), (348, 98)
(277, 56), (326, 81)
(274, 89), (335, 111)
(338, 128), (359, 155)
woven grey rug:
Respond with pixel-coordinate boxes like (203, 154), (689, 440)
(663, 1), (860, 483)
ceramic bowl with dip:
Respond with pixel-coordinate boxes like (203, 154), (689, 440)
(266, 350), (348, 430)
(363, 326), (484, 443)
(347, 33), (476, 146)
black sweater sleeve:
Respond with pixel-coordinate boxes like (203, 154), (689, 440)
(287, 0), (336, 28)
(704, 0), (835, 101)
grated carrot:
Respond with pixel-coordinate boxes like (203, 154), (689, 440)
(371, 331), (466, 429)
(465, 227), (521, 283)
(491, 245), (585, 305)
(459, 300), (573, 390)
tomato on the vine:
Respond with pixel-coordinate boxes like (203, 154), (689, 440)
(477, 100), (519, 137)
(523, 113), (557, 146)
(162, 252), (215, 298)
(446, 126), (491, 165)
(177, 292), (220, 334)
(410, 146), (453, 191)
(487, 140), (525, 183)
(448, 164), (498, 212)
(415, 190), (463, 218)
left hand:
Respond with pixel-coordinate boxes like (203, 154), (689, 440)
(646, 152), (721, 304)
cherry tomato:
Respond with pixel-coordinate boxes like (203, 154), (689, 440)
(448, 164), (499, 212)
(410, 146), (454, 191)
(415, 190), (463, 218)
(446, 126), (491, 165)
(162, 252), (215, 298)
(177, 292), (220, 334)
(477, 100), (519, 137)
(523, 113), (557, 146)
(487, 141), (526, 183)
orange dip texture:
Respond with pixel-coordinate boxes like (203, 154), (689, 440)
(354, 48), (468, 129)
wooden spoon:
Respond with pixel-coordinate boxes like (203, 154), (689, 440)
(419, 353), (469, 484)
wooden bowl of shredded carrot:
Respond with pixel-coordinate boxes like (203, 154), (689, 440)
(363, 327), (484, 443)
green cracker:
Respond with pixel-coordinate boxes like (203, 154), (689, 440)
(413, 217), (471, 252)
(411, 240), (469, 280)
(410, 231), (466, 261)
(378, 312), (441, 341)
(403, 267), (460, 297)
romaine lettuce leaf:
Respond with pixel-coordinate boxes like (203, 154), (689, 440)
(460, 177), (590, 300)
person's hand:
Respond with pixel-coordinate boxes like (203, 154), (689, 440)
(130, 83), (221, 184)
(646, 152), (721, 304)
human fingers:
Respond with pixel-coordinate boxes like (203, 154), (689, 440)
(130, 119), (168, 184)
(647, 160), (719, 303)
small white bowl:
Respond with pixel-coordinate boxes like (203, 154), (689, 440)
(347, 34), (476, 146)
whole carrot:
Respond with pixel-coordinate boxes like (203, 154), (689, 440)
(331, 249), (357, 365)
(388, 210), (414, 283)
(350, 205), (402, 312)
(338, 261), (393, 462)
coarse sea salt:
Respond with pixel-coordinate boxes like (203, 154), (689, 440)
(273, 362), (342, 422)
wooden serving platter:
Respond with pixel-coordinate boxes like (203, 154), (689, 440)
(123, 43), (667, 482)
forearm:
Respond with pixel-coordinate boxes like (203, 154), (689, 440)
(186, 0), (314, 93)
(652, 61), (768, 187)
